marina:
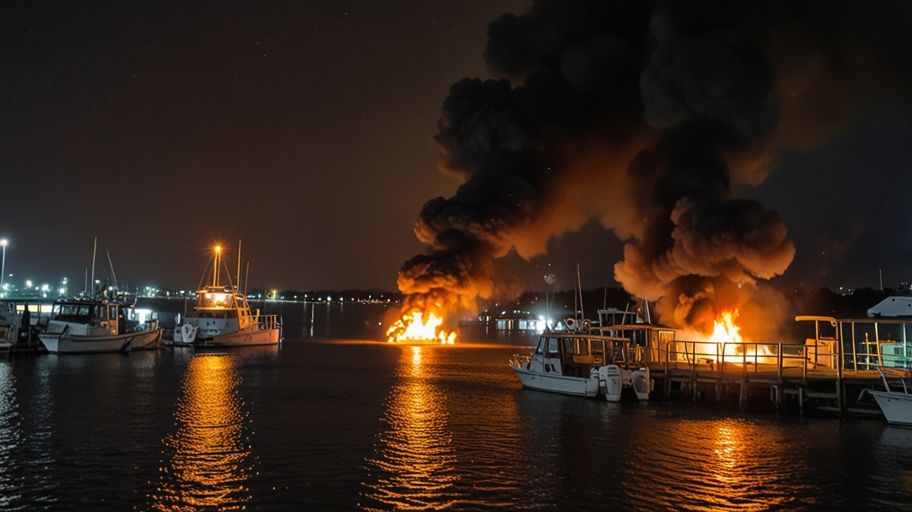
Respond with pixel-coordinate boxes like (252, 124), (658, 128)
(2, 1), (912, 509)
(0, 307), (907, 510)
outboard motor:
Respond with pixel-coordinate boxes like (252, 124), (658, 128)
(631, 367), (652, 401)
(599, 365), (622, 402)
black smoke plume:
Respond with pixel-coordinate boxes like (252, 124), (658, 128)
(396, 0), (912, 338)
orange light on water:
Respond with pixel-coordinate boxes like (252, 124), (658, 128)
(386, 310), (456, 344)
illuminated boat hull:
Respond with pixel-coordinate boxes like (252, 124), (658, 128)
(40, 328), (162, 354)
(194, 325), (281, 348)
(510, 362), (600, 397)
(869, 390), (912, 426)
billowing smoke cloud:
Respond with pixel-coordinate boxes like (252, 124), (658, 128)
(397, 0), (912, 336)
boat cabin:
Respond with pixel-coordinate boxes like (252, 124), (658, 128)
(50, 298), (156, 336)
(190, 286), (257, 330)
(531, 332), (638, 377)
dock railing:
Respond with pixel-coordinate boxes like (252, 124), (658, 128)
(654, 316), (912, 381)
(663, 341), (818, 380)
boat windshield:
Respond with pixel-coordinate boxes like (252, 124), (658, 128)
(547, 337), (559, 357)
(197, 292), (235, 309)
(54, 303), (93, 323)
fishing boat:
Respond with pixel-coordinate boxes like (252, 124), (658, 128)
(38, 293), (162, 354)
(863, 368), (912, 426)
(509, 318), (653, 401)
(173, 244), (281, 348)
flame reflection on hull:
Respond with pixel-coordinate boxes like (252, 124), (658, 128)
(149, 353), (253, 511)
(362, 346), (459, 510)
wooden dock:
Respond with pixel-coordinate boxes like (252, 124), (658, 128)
(636, 315), (912, 415)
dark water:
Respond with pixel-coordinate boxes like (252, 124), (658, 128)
(0, 303), (909, 510)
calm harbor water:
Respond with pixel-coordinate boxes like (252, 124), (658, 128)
(0, 302), (909, 510)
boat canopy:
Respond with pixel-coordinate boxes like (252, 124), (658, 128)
(868, 296), (912, 318)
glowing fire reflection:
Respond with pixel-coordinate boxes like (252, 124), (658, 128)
(148, 353), (253, 511)
(386, 310), (456, 344)
(362, 346), (459, 509)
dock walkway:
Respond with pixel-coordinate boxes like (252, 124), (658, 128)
(641, 315), (912, 414)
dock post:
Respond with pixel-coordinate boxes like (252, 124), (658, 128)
(739, 378), (749, 410)
(837, 378), (844, 416)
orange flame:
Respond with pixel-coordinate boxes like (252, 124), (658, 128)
(708, 309), (743, 344)
(386, 310), (456, 344)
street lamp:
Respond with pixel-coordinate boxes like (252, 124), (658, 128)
(0, 239), (6, 296)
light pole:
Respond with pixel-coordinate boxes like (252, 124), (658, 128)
(0, 239), (6, 297)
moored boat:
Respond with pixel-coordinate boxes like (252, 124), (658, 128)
(38, 293), (162, 354)
(863, 368), (912, 426)
(509, 318), (653, 401)
(173, 244), (282, 348)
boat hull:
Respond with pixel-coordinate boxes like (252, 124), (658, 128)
(510, 364), (599, 397)
(39, 329), (163, 354)
(194, 327), (281, 348)
(870, 390), (912, 426)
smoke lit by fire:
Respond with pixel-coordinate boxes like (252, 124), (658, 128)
(390, 1), (912, 338)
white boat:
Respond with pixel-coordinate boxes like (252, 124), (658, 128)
(39, 295), (162, 354)
(863, 368), (912, 426)
(509, 319), (652, 401)
(173, 244), (281, 348)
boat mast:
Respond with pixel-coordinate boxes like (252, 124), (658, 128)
(576, 262), (584, 321)
(213, 245), (221, 287)
(236, 240), (242, 293)
(90, 237), (97, 296)
(106, 250), (119, 292)
(244, 260), (250, 296)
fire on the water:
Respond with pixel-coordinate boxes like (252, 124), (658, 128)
(386, 309), (456, 344)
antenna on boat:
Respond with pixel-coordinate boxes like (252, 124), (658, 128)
(90, 237), (97, 296)
(642, 297), (652, 324)
(221, 250), (240, 309)
(236, 240), (242, 293)
(576, 263), (584, 321)
(244, 260), (250, 296)
(106, 250), (119, 291)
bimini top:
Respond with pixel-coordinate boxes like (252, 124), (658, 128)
(868, 296), (912, 318)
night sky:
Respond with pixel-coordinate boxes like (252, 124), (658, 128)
(2, 1), (911, 300)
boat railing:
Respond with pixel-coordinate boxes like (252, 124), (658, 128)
(510, 354), (531, 368)
(259, 314), (280, 330)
